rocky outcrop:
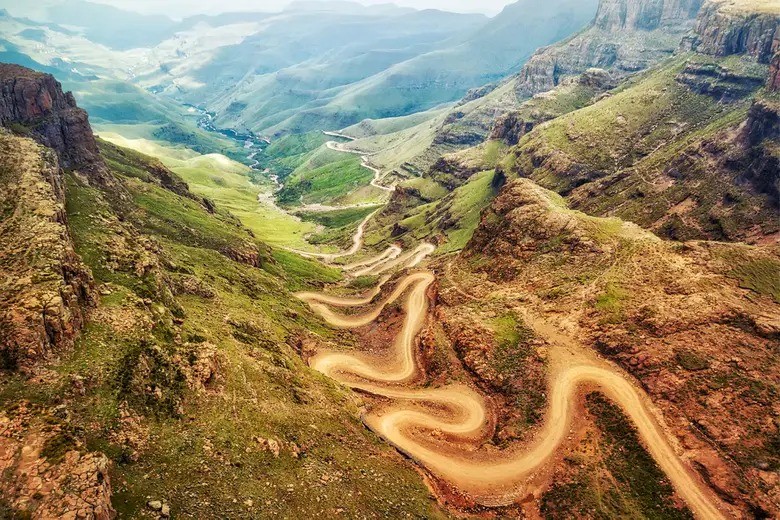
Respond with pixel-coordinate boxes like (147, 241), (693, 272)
(578, 66), (617, 89)
(494, 69), (614, 145)
(675, 60), (765, 101)
(737, 98), (780, 206)
(457, 83), (499, 105)
(0, 403), (116, 519)
(490, 112), (536, 145)
(430, 155), (483, 187)
(769, 51), (780, 90)
(594, 0), (704, 31)
(0, 63), (114, 187)
(683, 0), (780, 63)
(465, 179), (603, 276)
(515, 0), (703, 97)
(741, 97), (780, 147)
(0, 66), (116, 368)
(0, 132), (95, 368)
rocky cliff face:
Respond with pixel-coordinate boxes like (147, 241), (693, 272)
(675, 60), (766, 101)
(770, 51), (780, 89)
(594, 0), (704, 31)
(0, 64), (112, 186)
(492, 69), (615, 145)
(737, 98), (780, 206)
(490, 112), (536, 146)
(683, 0), (780, 63)
(0, 64), (103, 368)
(515, 0), (703, 97)
(0, 131), (95, 368)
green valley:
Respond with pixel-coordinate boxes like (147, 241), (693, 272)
(0, 0), (778, 518)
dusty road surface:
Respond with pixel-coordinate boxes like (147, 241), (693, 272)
(324, 131), (394, 192)
(289, 210), (378, 261)
(298, 250), (730, 519)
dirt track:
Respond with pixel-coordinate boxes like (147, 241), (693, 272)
(324, 133), (394, 192)
(288, 210), (377, 261)
(298, 263), (730, 519)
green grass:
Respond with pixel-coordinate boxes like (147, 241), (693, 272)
(675, 349), (711, 371)
(261, 132), (329, 178)
(2, 138), (445, 519)
(523, 82), (601, 118)
(505, 53), (775, 242)
(402, 177), (449, 200)
(595, 283), (628, 323)
(297, 205), (378, 229)
(130, 180), (255, 252)
(730, 258), (780, 303)
(365, 168), (500, 254)
(270, 250), (342, 289)
(347, 275), (380, 290)
(487, 312), (545, 429)
(522, 54), (752, 190)
(99, 133), (319, 249)
(65, 174), (162, 298)
(441, 169), (500, 252)
(480, 140), (508, 167)
(277, 154), (374, 206)
(587, 394), (693, 519)
(541, 393), (693, 519)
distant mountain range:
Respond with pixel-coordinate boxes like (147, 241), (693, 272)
(0, 0), (598, 135)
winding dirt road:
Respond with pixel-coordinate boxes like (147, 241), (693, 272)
(289, 210), (378, 262)
(298, 256), (729, 518)
(324, 133), (394, 193)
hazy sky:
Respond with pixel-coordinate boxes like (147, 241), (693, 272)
(3, 0), (516, 18)
(93, 0), (514, 16)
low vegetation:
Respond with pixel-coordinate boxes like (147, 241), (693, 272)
(540, 394), (693, 519)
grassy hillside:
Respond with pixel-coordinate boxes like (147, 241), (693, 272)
(365, 167), (505, 254)
(351, 69), (615, 256)
(277, 154), (373, 206)
(259, 132), (330, 178)
(0, 134), (447, 518)
(340, 105), (453, 139)
(98, 133), (321, 250)
(508, 53), (778, 242)
(342, 67), (610, 184)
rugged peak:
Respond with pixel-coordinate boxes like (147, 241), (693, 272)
(0, 63), (107, 179)
(578, 67), (616, 88)
(683, 0), (780, 63)
(594, 0), (704, 31)
(514, 0), (703, 99)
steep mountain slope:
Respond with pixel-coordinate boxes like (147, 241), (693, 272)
(414, 0), (780, 515)
(0, 3), (486, 136)
(151, 6), (490, 135)
(363, 0), (778, 255)
(503, 0), (780, 243)
(515, 0), (706, 96)
(1, 0), (778, 516)
(352, 69), (620, 253)
(337, 0), (705, 184)
(0, 64), (445, 519)
(240, 0), (600, 135)
(439, 177), (779, 517)
(0, 10), (256, 163)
